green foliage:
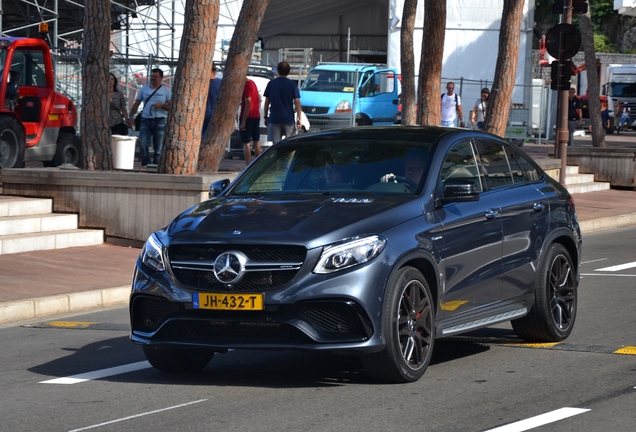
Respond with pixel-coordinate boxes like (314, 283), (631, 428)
(594, 33), (619, 52)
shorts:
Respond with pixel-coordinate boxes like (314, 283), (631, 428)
(240, 117), (260, 143)
(268, 123), (295, 143)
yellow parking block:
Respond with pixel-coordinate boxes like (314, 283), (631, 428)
(614, 346), (636, 355)
(44, 321), (98, 329)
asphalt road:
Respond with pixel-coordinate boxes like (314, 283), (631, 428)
(1, 228), (635, 432)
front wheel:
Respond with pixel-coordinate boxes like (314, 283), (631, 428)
(142, 345), (214, 373)
(0, 116), (25, 169)
(362, 267), (435, 383)
(512, 243), (577, 342)
(53, 133), (82, 167)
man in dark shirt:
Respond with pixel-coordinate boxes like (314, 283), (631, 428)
(202, 64), (222, 138)
(263, 61), (302, 143)
(567, 88), (582, 146)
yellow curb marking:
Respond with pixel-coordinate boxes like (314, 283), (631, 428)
(45, 321), (99, 329)
(501, 342), (561, 348)
(614, 346), (636, 355)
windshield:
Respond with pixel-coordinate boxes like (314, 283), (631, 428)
(610, 82), (636, 98)
(230, 139), (434, 196)
(301, 70), (362, 93)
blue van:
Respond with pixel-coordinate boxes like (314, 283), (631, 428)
(300, 63), (400, 131)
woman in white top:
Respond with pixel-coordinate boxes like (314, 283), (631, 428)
(471, 87), (490, 130)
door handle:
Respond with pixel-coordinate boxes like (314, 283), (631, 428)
(533, 202), (545, 212)
(485, 209), (499, 219)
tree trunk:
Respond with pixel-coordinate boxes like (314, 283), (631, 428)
(80, 0), (112, 170)
(483, 0), (524, 137)
(158, 0), (219, 174)
(197, 0), (269, 173)
(418, 0), (445, 126)
(580, 10), (606, 148)
(400, 0), (418, 125)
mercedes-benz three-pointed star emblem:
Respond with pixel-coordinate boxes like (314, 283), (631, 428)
(213, 251), (246, 284)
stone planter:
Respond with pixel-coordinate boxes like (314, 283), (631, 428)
(0, 168), (237, 243)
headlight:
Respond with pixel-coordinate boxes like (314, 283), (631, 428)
(314, 235), (387, 274)
(335, 100), (352, 113)
(140, 233), (165, 271)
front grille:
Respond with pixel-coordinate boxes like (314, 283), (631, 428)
(138, 301), (372, 345)
(304, 115), (354, 131)
(302, 105), (329, 114)
(172, 269), (297, 291)
(168, 244), (306, 292)
(156, 319), (311, 345)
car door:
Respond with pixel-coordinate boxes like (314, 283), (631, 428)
(357, 70), (399, 124)
(474, 139), (549, 301)
(434, 139), (504, 318)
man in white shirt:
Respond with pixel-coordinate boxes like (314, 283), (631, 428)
(440, 82), (464, 127)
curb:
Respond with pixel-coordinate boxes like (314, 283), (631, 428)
(0, 285), (130, 325)
(579, 212), (636, 235)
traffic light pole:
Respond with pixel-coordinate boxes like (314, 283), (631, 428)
(557, 0), (573, 186)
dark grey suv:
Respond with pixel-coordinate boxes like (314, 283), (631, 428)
(130, 126), (581, 383)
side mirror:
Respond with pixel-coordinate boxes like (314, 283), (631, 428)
(209, 179), (231, 197)
(436, 181), (480, 206)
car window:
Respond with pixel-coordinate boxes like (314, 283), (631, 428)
(439, 140), (484, 193)
(230, 140), (433, 196)
(506, 145), (541, 182)
(502, 144), (526, 184)
(475, 140), (514, 190)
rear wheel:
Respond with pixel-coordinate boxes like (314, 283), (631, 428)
(0, 116), (25, 169)
(362, 267), (435, 383)
(142, 345), (214, 373)
(512, 243), (577, 341)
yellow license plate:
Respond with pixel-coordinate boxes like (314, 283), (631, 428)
(194, 293), (263, 310)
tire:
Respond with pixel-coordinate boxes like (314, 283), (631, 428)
(362, 267), (435, 383)
(512, 243), (577, 342)
(142, 345), (214, 373)
(0, 116), (25, 169)
(52, 132), (82, 167)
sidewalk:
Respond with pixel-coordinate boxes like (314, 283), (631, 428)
(1, 133), (636, 325)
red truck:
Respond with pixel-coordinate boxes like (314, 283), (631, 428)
(0, 37), (81, 169)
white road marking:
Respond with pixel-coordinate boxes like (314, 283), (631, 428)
(580, 273), (636, 277)
(595, 261), (636, 272)
(39, 361), (151, 384)
(484, 407), (590, 432)
(66, 399), (207, 432)
(581, 258), (607, 265)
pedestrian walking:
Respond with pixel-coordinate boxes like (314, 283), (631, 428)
(108, 73), (130, 136)
(440, 81), (464, 127)
(263, 61), (302, 143)
(202, 64), (222, 137)
(128, 68), (172, 166)
(471, 87), (489, 130)
(240, 78), (262, 164)
(567, 88), (582, 146)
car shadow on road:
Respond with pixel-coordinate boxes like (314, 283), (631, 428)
(28, 331), (507, 388)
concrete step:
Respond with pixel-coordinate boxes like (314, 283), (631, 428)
(565, 166), (580, 175)
(0, 229), (104, 255)
(0, 196), (52, 217)
(0, 213), (78, 236)
(566, 181), (611, 194)
(565, 173), (596, 185)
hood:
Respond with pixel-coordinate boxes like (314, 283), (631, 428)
(300, 90), (354, 110)
(165, 195), (421, 249)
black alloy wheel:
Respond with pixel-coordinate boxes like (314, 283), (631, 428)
(362, 267), (434, 383)
(512, 243), (577, 342)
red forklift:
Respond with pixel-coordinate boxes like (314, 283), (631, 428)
(0, 37), (81, 169)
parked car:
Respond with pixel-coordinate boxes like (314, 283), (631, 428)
(130, 126), (582, 383)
